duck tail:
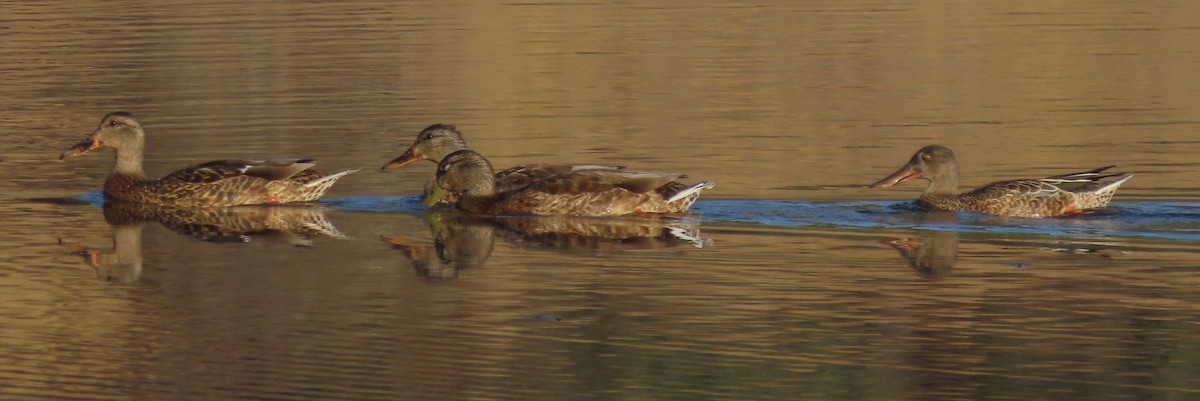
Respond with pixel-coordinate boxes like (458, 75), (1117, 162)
(1072, 173), (1133, 210)
(1047, 165), (1116, 181)
(666, 181), (714, 203)
(304, 169), (358, 189)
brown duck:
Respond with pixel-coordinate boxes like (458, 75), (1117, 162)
(870, 145), (1132, 218)
(60, 112), (357, 207)
(381, 124), (625, 204)
(426, 149), (713, 216)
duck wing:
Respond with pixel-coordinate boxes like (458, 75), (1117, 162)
(968, 165), (1126, 198)
(522, 169), (684, 195)
(495, 163), (625, 193)
(160, 159), (317, 184)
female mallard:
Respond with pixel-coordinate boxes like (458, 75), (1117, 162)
(60, 112), (357, 207)
(426, 149), (713, 216)
(869, 145), (1132, 218)
(381, 124), (624, 204)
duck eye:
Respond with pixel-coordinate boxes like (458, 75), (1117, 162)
(921, 153), (932, 161)
(108, 120), (119, 127)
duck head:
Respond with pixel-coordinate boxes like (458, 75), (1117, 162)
(60, 112), (145, 160)
(382, 124), (469, 170)
(424, 149), (497, 207)
(869, 145), (960, 192)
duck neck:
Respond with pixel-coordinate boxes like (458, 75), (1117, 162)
(918, 176), (962, 208)
(111, 143), (147, 178)
(104, 145), (149, 198)
(922, 175), (959, 196)
(455, 180), (498, 214)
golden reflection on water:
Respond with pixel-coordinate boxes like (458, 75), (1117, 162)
(7, 198), (1200, 399)
(2, 0), (1200, 400)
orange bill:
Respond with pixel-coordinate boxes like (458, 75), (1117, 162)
(381, 147), (425, 170)
(869, 163), (921, 188)
(60, 134), (101, 160)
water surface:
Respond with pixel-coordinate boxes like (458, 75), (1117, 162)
(3, 1), (1200, 400)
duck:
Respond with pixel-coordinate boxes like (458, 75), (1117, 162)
(60, 112), (357, 207)
(425, 149), (713, 216)
(381, 124), (625, 204)
(869, 144), (1132, 218)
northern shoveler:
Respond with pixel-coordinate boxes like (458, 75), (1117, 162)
(381, 124), (625, 204)
(60, 112), (357, 207)
(424, 149), (713, 216)
(869, 145), (1132, 218)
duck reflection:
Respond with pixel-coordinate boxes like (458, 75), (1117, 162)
(884, 231), (960, 279)
(60, 200), (345, 282)
(383, 210), (709, 278)
(383, 213), (497, 278)
(882, 211), (961, 278)
(491, 214), (709, 252)
(60, 219), (145, 283)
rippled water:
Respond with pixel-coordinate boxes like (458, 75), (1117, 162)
(3, 1), (1200, 400)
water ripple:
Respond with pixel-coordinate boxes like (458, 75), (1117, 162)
(693, 200), (1200, 241)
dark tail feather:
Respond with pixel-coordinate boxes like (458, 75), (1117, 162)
(1047, 165), (1116, 181)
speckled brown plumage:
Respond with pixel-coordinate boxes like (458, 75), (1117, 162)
(61, 112), (357, 207)
(870, 145), (1132, 218)
(428, 149), (713, 216)
(382, 124), (625, 205)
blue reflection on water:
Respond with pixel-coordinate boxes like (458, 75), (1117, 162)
(71, 191), (1200, 241)
(692, 199), (1200, 241)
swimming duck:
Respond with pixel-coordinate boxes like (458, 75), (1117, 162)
(60, 112), (357, 207)
(869, 144), (1131, 217)
(381, 124), (625, 204)
(425, 149), (713, 216)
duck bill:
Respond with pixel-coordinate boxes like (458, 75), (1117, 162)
(422, 182), (451, 207)
(60, 134), (101, 160)
(382, 235), (424, 248)
(869, 164), (921, 188)
(381, 148), (424, 170)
